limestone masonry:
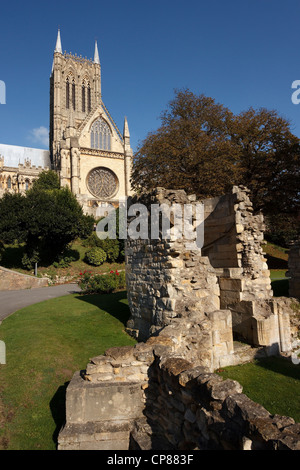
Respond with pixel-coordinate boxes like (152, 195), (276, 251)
(58, 186), (300, 451)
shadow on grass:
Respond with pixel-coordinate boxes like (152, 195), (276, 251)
(74, 290), (131, 327)
(254, 356), (300, 381)
(50, 381), (69, 448)
(265, 254), (288, 270)
(271, 279), (289, 297)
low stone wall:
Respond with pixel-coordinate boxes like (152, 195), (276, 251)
(0, 266), (48, 291)
(58, 341), (300, 451)
(288, 245), (300, 299)
(133, 354), (300, 451)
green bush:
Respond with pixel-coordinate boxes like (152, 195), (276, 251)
(53, 247), (80, 268)
(85, 247), (107, 266)
(78, 270), (126, 294)
(21, 249), (40, 270)
(82, 233), (121, 262)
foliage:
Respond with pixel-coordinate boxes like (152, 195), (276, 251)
(0, 174), (94, 269)
(132, 89), (240, 198)
(0, 240), (4, 263)
(52, 246), (80, 268)
(84, 247), (107, 266)
(32, 170), (60, 190)
(78, 270), (126, 294)
(132, 88), (300, 243)
(82, 233), (120, 262)
(0, 193), (27, 245)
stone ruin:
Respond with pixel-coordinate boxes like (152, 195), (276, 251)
(58, 186), (300, 451)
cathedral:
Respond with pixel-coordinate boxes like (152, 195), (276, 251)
(0, 30), (134, 215)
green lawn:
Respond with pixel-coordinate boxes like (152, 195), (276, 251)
(218, 357), (300, 422)
(0, 291), (136, 450)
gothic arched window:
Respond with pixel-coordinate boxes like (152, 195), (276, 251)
(91, 118), (111, 151)
(72, 80), (76, 111)
(7, 177), (11, 189)
(82, 78), (91, 113)
(66, 78), (70, 109)
(66, 74), (76, 110)
(82, 83), (86, 113)
(87, 85), (91, 112)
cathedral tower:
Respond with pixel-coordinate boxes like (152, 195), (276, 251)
(49, 30), (133, 214)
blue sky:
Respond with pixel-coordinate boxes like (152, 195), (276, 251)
(0, 0), (300, 153)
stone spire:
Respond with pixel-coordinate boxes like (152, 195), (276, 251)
(94, 40), (100, 65)
(55, 29), (62, 53)
(123, 116), (130, 140)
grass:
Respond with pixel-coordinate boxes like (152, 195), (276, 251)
(217, 356), (300, 422)
(0, 291), (136, 450)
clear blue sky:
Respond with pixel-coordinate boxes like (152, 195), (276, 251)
(0, 0), (300, 153)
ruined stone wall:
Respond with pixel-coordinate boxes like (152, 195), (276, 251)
(58, 185), (299, 451)
(58, 342), (300, 451)
(203, 186), (272, 306)
(288, 245), (300, 299)
(125, 186), (291, 352)
(132, 353), (300, 451)
(125, 188), (220, 341)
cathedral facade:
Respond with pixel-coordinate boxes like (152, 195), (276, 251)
(0, 30), (134, 214)
(50, 30), (133, 214)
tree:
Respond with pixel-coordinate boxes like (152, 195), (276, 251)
(0, 192), (27, 244)
(230, 107), (300, 216)
(32, 170), (60, 190)
(132, 89), (241, 198)
(0, 176), (94, 269)
(132, 89), (300, 243)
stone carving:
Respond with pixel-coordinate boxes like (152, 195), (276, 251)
(87, 167), (118, 199)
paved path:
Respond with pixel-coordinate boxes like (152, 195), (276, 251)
(0, 283), (81, 322)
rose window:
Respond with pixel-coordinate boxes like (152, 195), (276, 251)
(87, 167), (118, 199)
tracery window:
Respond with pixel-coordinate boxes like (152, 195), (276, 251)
(87, 167), (118, 199)
(66, 74), (76, 110)
(82, 78), (91, 113)
(7, 177), (11, 189)
(91, 118), (111, 151)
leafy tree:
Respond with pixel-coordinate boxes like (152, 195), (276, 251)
(0, 192), (27, 244)
(132, 89), (300, 243)
(230, 107), (300, 216)
(32, 170), (60, 190)
(132, 89), (240, 198)
(0, 174), (94, 268)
